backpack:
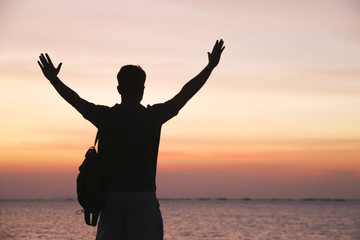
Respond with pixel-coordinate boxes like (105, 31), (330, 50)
(76, 131), (105, 226)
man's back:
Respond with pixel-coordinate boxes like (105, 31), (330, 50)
(81, 101), (180, 192)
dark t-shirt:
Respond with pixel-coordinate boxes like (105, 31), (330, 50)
(80, 100), (180, 192)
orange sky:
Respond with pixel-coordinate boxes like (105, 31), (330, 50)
(0, 0), (360, 199)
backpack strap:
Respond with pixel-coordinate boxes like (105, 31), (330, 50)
(94, 130), (99, 147)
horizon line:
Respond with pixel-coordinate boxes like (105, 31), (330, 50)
(1, 197), (359, 202)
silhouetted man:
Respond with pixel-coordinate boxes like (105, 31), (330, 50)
(38, 39), (224, 240)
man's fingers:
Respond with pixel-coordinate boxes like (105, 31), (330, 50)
(217, 39), (224, 50)
(212, 39), (225, 54)
(37, 60), (44, 69)
(39, 53), (60, 71)
(39, 54), (48, 66)
(39, 53), (53, 67)
(40, 53), (48, 63)
(56, 62), (63, 73)
(45, 53), (54, 66)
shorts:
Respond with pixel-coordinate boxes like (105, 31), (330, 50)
(95, 192), (163, 240)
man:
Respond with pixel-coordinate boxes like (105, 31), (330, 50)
(38, 39), (224, 240)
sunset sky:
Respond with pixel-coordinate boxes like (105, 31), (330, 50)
(0, 0), (359, 199)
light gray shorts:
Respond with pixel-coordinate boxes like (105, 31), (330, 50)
(95, 192), (163, 240)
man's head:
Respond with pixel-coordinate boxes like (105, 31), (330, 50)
(117, 65), (146, 103)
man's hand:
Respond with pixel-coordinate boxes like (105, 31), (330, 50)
(207, 39), (225, 69)
(38, 53), (62, 82)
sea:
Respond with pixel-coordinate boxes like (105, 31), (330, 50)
(0, 198), (359, 240)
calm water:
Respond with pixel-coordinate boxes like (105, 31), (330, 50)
(0, 199), (359, 240)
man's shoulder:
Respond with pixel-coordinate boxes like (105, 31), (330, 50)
(145, 99), (180, 123)
(88, 103), (111, 114)
(80, 103), (112, 128)
(146, 98), (180, 110)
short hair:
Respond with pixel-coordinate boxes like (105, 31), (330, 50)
(117, 65), (146, 92)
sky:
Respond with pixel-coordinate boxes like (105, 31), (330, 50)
(0, 0), (359, 199)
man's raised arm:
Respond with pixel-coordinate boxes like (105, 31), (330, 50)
(38, 53), (89, 113)
(172, 39), (225, 110)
